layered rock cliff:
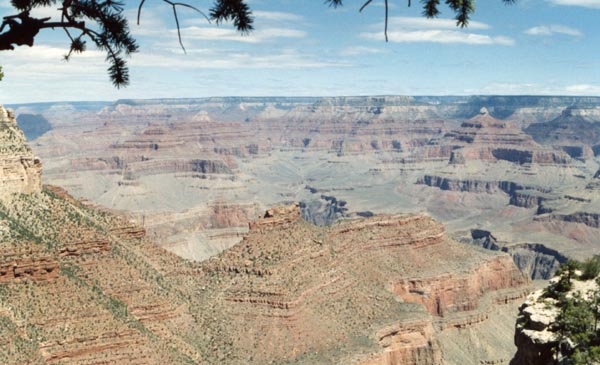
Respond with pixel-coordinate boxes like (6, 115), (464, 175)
(0, 106), (41, 199)
(525, 107), (600, 156)
(436, 107), (570, 165)
(0, 193), (531, 364)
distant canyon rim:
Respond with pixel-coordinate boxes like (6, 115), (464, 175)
(10, 95), (600, 279)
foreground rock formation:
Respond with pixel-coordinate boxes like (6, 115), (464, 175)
(0, 195), (531, 364)
(0, 106), (41, 199)
(512, 289), (559, 365)
(511, 272), (600, 365)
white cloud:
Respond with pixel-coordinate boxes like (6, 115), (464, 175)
(1, 49), (106, 84)
(2, 44), (343, 86)
(3, 45), (104, 61)
(548, 0), (600, 8)
(469, 82), (600, 95)
(565, 84), (600, 94)
(252, 11), (304, 22)
(384, 16), (490, 30)
(361, 30), (515, 46)
(176, 26), (306, 43)
(525, 25), (583, 37)
(130, 49), (346, 69)
(361, 16), (512, 46)
(339, 46), (390, 56)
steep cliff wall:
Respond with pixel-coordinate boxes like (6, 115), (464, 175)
(0, 106), (41, 199)
(392, 255), (526, 316)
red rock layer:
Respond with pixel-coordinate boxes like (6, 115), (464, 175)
(392, 255), (528, 316)
(361, 319), (442, 365)
(0, 255), (59, 283)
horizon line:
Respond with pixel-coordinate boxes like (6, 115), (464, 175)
(6, 94), (600, 107)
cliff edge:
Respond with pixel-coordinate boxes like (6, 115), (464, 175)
(0, 106), (41, 200)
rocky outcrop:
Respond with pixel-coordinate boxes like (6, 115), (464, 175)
(247, 203), (301, 230)
(418, 175), (551, 210)
(198, 208), (530, 364)
(59, 239), (111, 257)
(437, 107), (569, 165)
(0, 106), (42, 200)
(444, 108), (537, 147)
(512, 289), (558, 365)
(392, 255), (527, 316)
(360, 319), (442, 365)
(467, 229), (567, 279)
(300, 194), (349, 226)
(109, 222), (147, 240)
(537, 211), (600, 228)
(0, 253), (59, 283)
(438, 108), (571, 165)
(525, 107), (600, 149)
(418, 175), (497, 193)
(508, 190), (553, 210)
(123, 158), (233, 179)
(0, 171), (533, 365)
(512, 273), (600, 365)
(509, 244), (566, 280)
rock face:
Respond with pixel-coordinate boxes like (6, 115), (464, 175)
(362, 320), (442, 365)
(0, 187), (531, 364)
(511, 275), (600, 365)
(200, 206), (529, 364)
(512, 290), (559, 365)
(539, 211), (600, 228)
(525, 107), (600, 154)
(300, 194), (349, 226)
(0, 251), (59, 283)
(393, 255), (525, 316)
(0, 106), (41, 199)
(464, 229), (568, 280)
(438, 108), (570, 165)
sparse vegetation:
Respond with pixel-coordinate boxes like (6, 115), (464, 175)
(539, 260), (600, 364)
(581, 256), (600, 281)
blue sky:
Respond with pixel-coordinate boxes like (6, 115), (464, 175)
(1, 0), (599, 103)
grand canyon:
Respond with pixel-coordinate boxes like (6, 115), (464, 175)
(13, 96), (600, 272)
(1, 95), (599, 363)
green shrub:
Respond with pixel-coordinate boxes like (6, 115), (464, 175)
(581, 256), (600, 280)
